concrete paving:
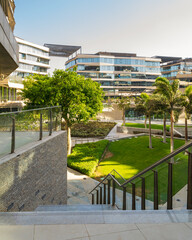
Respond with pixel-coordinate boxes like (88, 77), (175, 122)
(67, 168), (99, 205)
(1, 223), (192, 240)
(0, 210), (192, 239)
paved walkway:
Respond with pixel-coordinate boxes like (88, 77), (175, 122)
(1, 220), (192, 239)
(67, 168), (99, 205)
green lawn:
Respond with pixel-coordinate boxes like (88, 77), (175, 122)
(124, 122), (170, 131)
(94, 136), (187, 203)
(67, 140), (109, 176)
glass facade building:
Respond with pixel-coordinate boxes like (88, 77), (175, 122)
(65, 52), (161, 97)
(160, 57), (192, 89)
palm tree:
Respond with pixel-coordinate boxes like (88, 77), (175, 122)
(135, 93), (159, 149)
(153, 94), (169, 143)
(116, 97), (131, 126)
(154, 77), (182, 153)
(181, 86), (192, 143)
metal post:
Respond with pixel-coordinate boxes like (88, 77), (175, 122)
(167, 162), (173, 210)
(104, 183), (106, 204)
(11, 117), (15, 153)
(123, 187), (127, 210)
(92, 194), (94, 204)
(108, 180), (111, 204)
(39, 113), (43, 140)
(112, 179), (116, 206)
(154, 170), (159, 210)
(49, 109), (52, 136)
(96, 190), (99, 204)
(141, 177), (145, 210)
(131, 183), (136, 210)
(100, 186), (102, 204)
(55, 117), (58, 131)
(187, 152), (192, 209)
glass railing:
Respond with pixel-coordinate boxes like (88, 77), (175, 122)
(0, 106), (62, 158)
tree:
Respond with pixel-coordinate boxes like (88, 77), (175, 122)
(154, 77), (182, 153)
(152, 94), (169, 143)
(21, 69), (104, 155)
(135, 93), (160, 149)
(116, 97), (131, 125)
(181, 86), (192, 143)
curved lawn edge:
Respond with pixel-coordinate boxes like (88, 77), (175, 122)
(67, 140), (109, 176)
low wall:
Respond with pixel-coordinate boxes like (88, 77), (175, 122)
(174, 127), (192, 136)
(117, 126), (163, 135)
(0, 131), (67, 212)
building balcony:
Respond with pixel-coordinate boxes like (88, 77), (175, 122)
(0, 3), (19, 80)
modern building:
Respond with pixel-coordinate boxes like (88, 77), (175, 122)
(0, 0), (19, 103)
(10, 37), (50, 83)
(65, 52), (161, 97)
(158, 56), (192, 89)
(44, 44), (81, 75)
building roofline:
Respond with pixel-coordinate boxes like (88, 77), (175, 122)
(16, 37), (49, 52)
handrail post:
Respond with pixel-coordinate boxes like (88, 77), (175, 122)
(39, 113), (43, 140)
(123, 187), (127, 210)
(112, 178), (116, 206)
(131, 183), (136, 210)
(49, 109), (52, 136)
(108, 179), (111, 204)
(167, 162), (173, 210)
(96, 190), (99, 204)
(141, 177), (146, 210)
(100, 186), (103, 204)
(92, 194), (94, 204)
(103, 183), (106, 204)
(11, 117), (15, 153)
(154, 170), (158, 210)
(187, 152), (192, 209)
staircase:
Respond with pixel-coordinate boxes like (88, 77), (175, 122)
(89, 141), (192, 211)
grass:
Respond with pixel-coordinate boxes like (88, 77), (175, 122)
(71, 121), (116, 138)
(124, 122), (170, 131)
(94, 136), (187, 203)
(67, 140), (109, 176)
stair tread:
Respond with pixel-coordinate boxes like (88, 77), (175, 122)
(35, 204), (116, 212)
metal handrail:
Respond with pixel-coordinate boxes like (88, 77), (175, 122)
(111, 169), (126, 181)
(90, 140), (192, 193)
(0, 106), (61, 116)
(89, 169), (122, 194)
(121, 140), (192, 187)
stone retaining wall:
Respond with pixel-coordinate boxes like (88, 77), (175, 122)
(0, 131), (67, 212)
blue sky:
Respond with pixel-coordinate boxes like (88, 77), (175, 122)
(15, 0), (192, 57)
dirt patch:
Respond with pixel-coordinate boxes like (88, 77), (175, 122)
(103, 150), (114, 159)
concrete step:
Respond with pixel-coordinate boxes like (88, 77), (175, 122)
(0, 210), (192, 225)
(35, 204), (116, 212)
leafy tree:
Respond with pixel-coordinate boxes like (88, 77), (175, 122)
(116, 97), (131, 125)
(181, 86), (192, 143)
(21, 70), (104, 155)
(135, 93), (160, 148)
(154, 77), (182, 153)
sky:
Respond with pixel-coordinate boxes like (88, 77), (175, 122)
(14, 0), (192, 58)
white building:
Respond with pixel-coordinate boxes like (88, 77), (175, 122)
(9, 37), (50, 88)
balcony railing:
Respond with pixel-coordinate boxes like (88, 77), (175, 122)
(90, 141), (192, 210)
(0, 106), (62, 158)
